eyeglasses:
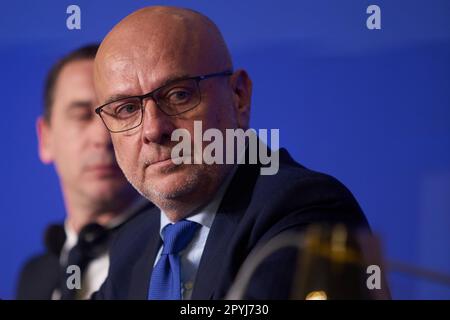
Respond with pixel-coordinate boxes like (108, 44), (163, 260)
(95, 70), (233, 133)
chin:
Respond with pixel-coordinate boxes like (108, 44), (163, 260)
(142, 165), (201, 201)
(86, 179), (129, 200)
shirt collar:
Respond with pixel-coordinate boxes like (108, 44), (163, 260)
(63, 220), (78, 250)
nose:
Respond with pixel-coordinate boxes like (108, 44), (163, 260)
(140, 99), (175, 145)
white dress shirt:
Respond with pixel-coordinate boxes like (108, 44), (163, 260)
(154, 165), (238, 300)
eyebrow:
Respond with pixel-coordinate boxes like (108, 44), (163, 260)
(102, 73), (192, 105)
(67, 100), (94, 110)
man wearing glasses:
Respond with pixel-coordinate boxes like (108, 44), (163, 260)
(16, 45), (153, 300)
(92, 6), (371, 299)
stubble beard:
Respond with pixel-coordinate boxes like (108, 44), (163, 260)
(124, 162), (226, 216)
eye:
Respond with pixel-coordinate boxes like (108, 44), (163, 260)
(70, 109), (92, 121)
(115, 103), (140, 118)
(167, 89), (192, 105)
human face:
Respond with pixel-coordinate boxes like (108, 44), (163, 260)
(37, 59), (132, 209)
(94, 8), (252, 216)
(95, 48), (240, 212)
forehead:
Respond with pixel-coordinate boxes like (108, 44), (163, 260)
(93, 25), (222, 103)
(55, 59), (95, 96)
(96, 45), (204, 97)
(51, 60), (97, 114)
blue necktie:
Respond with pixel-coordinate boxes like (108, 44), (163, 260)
(148, 219), (200, 300)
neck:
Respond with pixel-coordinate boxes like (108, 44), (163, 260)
(66, 210), (120, 234)
(160, 197), (209, 223)
(63, 189), (137, 234)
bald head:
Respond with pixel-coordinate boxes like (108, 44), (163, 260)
(95, 6), (232, 98)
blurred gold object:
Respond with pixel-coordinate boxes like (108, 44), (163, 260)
(305, 290), (328, 300)
(226, 223), (390, 300)
(291, 224), (388, 299)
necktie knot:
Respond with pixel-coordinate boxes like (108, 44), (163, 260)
(161, 219), (200, 255)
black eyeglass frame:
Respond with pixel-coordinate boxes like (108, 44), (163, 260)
(95, 70), (233, 133)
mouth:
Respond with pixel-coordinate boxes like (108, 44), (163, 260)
(85, 164), (122, 176)
(144, 155), (189, 169)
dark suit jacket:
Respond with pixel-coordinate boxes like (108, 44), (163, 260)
(16, 201), (154, 300)
(16, 250), (62, 300)
(94, 149), (371, 300)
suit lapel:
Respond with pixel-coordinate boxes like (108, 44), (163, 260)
(191, 161), (261, 299)
(127, 207), (162, 299)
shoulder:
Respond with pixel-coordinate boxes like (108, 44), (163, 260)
(20, 252), (58, 274)
(255, 149), (360, 205)
(16, 252), (60, 299)
(244, 148), (369, 237)
(93, 204), (160, 299)
(109, 204), (160, 263)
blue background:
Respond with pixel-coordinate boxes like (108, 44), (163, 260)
(0, 0), (449, 299)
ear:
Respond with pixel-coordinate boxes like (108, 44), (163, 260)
(36, 116), (54, 164)
(229, 69), (252, 129)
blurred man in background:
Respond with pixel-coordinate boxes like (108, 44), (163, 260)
(16, 44), (153, 300)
